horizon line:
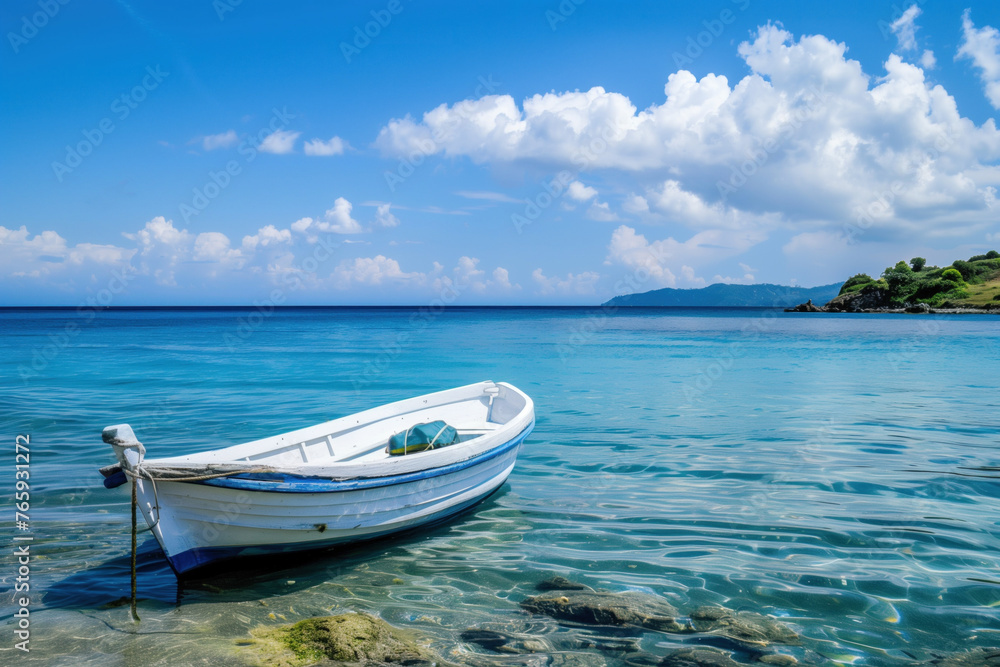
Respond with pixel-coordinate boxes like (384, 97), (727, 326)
(0, 304), (811, 311)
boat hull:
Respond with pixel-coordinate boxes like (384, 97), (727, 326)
(137, 423), (531, 574)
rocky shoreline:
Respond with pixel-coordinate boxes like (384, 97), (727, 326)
(783, 261), (1000, 314)
(785, 300), (999, 314)
(784, 292), (1000, 315)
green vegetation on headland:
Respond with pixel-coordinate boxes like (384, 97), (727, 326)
(809, 251), (1000, 313)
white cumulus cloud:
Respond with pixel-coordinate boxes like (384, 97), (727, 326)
(322, 197), (363, 234)
(66, 243), (132, 266)
(127, 216), (192, 252)
(0, 226), (133, 280)
(531, 268), (600, 295)
(491, 266), (516, 290)
(605, 225), (676, 287)
(638, 179), (782, 231)
(567, 181), (598, 202)
(242, 224), (292, 251)
(259, 129), (301, 154)
(374, 203), (400, 228)
(433, 257), (521, 295)
(193, 232), (242, 266)
(333, 255), (421, 288)
(605, 224), (768, 288)
(293, 198), (364, 236)
(375, 24), (1000, 245)
(123, 217), (195, 285)
(303, 136), (347, 156)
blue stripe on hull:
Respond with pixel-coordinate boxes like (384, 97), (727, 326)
(167, 476), (510, 575)
(199, 423), (533, 493)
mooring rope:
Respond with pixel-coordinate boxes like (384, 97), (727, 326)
(130, 476), (139, 623)
(124, 466), (275, 483)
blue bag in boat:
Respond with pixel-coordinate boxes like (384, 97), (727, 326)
(387, 420), (458, 456)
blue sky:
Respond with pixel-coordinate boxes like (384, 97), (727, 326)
(2, 0), (1000, 305)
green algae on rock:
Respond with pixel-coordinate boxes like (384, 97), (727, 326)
(243, 612), (436, 666)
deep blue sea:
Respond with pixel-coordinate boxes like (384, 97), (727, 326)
(1, 307), (999, 666)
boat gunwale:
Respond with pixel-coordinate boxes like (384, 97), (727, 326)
(192, 422), (533, 493)
(138, 381), (531, 478)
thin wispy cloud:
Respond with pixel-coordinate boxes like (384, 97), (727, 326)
(958, 9), (1000, 109)
(454, 190), (522, 203)
(361, 201), (471, 216)
(890, 5), (921, 51)
(201, 130), (238, 150)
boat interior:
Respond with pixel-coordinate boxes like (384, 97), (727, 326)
(150, 382), (528, 469)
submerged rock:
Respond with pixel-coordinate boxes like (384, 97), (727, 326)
(537, 576), (594, 592)
(244, 612), (437, 666)
(690, 607), (799, 648)
(659, 648), (744, 667)
(462, 629), (551, 655)
(338, 571), (407, 587)
(917, 648), (1000, 666)
(521, 590), (688, 633)
(460, 650), (607, 667)
(651, 646), (798, 667)
(461, 627), (640, 656)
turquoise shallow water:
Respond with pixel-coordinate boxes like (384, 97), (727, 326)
(1, 307), (999, 665)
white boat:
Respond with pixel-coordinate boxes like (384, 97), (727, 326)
(100, 381), (534, 575)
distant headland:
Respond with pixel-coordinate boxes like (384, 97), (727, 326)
(786, 251), (1000, 313)
(601, 251), (1000, 313)
(602, 282), (841, 308)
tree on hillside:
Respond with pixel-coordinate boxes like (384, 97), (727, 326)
(882, 261), (916, 301)
(910, 257), (926, 272)
(838, 273), (874, 295)
(941, 268), (964, 283)
(951, 260), (976, 281)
